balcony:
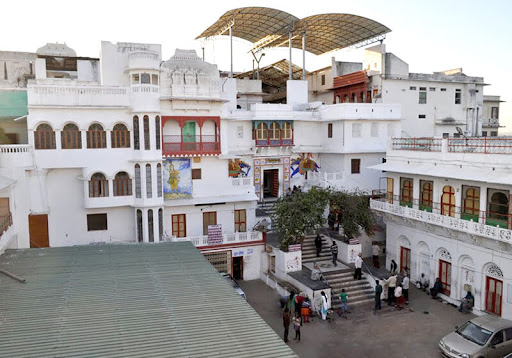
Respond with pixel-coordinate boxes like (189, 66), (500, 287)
(392, 137), (512, 155)
(0, 145), (33, 168)
(168, 231), (262, 247)
(28, 85), (130, 107)
(127, 51), (160, 70)
(370, 197), (512, 244)
(255, 138), (293, 147)
(162, 135), (221, 156)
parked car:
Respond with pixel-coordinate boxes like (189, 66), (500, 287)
(439, 315), (512, 358)
(221, 273), (246, 300)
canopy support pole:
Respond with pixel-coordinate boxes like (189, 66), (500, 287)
(302, 31), (306, 80)
(289, 31), (293, 80)
(229, 26), (233, 78)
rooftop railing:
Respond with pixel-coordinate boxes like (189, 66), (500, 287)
(391, 137), (512, 154)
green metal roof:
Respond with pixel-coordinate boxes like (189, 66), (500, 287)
(0, 242), (297, 358)
(0, 89), (28, 117)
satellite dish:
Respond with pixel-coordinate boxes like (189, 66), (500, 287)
(456, 127), (464, 135)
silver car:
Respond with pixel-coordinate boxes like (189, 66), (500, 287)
(439, 315), (512, 358)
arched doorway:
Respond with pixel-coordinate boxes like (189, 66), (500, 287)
(458, 255), (475, 299)
(417, 241), (431, 282)
(398, 236), (411, 274)
(441, 185), (456, 217)
(437, 248), (452, 296)
(484, 263), (503, 316)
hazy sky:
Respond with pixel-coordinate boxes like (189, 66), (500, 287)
(2, 0), (510, 132)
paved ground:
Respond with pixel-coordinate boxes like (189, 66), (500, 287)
(240, 279), (476, 358)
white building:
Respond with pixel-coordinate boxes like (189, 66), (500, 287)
(482, 95), (503, 137)
(370, 136), (512, 319)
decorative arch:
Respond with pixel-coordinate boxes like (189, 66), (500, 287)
(416, 241), (431, 281)
(397, 235), (411, 248)
(484, 263), (504, 278)
(437, 247), (452, 262)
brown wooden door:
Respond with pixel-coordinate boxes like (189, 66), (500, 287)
(203, 211), (217, 236)
(439, 260), (451, 295)
(400, 247), (411, 274)
(486, 276), (503, 316)
(29, 214), (49, 248)
(271, 170), (279, 197)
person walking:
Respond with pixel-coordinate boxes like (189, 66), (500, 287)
(386, 274), (397, 306)
(330, 241), (338, 266)
(292, 311), (301, 341)
(372, 243), (381, 268)
(354, 252), (363, 280)
(394, 284), (404, 310)
(320, 291), (328, 320)
(339, 289), (348, 314)
(314, 234), (322, 257)
(283, 308), (291, 343)
(402, 274), (410, 304)
(390, 259), (398, 275)
(374, 280), (383, 311)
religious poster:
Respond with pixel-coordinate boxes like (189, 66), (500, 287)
(291, 153), (320, 178)
(163, 159), (192, 200)
(228, 159), (251, 177)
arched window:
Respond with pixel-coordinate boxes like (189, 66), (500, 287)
(282, 122), (292, 140)
(155, 116), (161, 150)
(89, 173), (109, 197)
(111, 124), (130, 148)
(441, 186), (456, 217)
(136, 209), (143, 242)
(420, 180), (433, 211)
(157, 163), (162, 197)
(146, 163), (152, 198)
(488, 191), (509, 227)
(143, 115), (150, 150)
(400, 178), (413, 208)
(133, 116), (140, 150)
(158, 208), (163, 241)
(269, 122), (280, 140)
(34, 124), (56, 150)
(148, 209), (154, 242)
(87, 124), (106, 149)
(113, 171), (132, 196)
(256, 123), (268, 140)
(135, 164), (141, 198)
(61, 123), (81, 149)
(462, 186), (480, 221)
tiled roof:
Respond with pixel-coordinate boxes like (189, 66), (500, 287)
(0, 242), (297, 358)
(333, 71), (367, 89)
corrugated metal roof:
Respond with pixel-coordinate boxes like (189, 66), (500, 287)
(0, 242), (297, 358)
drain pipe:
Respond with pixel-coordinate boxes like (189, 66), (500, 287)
(0, 268), (26, 283)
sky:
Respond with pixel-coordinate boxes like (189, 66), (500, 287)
(2, 0), (511, 132)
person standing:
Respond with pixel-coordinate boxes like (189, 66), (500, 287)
(283, 308), (291, 343)
(301, 297), (311, 323)
(314, 234), (322, 257)
(390, 259), (398, 275)
(292, 311), (301, 341)
(374, 280), (383, 311)
(339, 289), (348, 314)
(330, 241), (338, 266)
(402, 274), (410, 304)
(386, 274), (397, 306)
(295, 293), (304, 325)
(372, 243), (381, 268)
(320, 291), (328, 320)
(394, 284), (404, 309)
(354, 252), (363, 280)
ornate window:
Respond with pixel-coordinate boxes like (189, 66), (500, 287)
(135, 164), (141, 198)
(34, 124), (56, 150)
(256, 123), (268, 140)
(487, 190), (509, 227)
(282, 122), (292, 140)
(143, 115), (150, 150)
(133, 116), (140, 150)
(157, 163), (162, 197)
(420, 180), (433, 212)
(113, 172), (132, 196)
(155, 116), (161, 150)
(269, 122), (280, 140)
(111, 124), (130, 148)
(61, 123), (81, 149)
(441, 186), (456, 217)
(462, 186), (480, 221)
(145, 164), (152, 198)
(487, 264), (504, 278)
(89, 173), (109, 197)
(87, 124), (106, 149)
(400, 178), (413, 208)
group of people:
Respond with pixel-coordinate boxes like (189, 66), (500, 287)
(377, 269), (410, 310)
(314, 235), (339, 267)
(281, 290), (312, 343)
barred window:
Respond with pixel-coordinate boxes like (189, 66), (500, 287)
(146, 163), (152, 198)
(143, 115), (150, 150)
(61, 123), (81, 149)
(113, 171), (132, 196)
(133, 116), (140, 150)
(157, 163), (162, 197)
(111, 124), (130, 148)
(89, 172), (109, 197)
(34, 124), (56, 150)
(155, 116), (161, 150)
(87, 124), (106, 149)
(135, 164), (141, 198)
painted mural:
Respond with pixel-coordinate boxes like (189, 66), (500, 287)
(291, 153), (320, 178)
(163, 159), (192, 199)
(228, 159), (251, 177)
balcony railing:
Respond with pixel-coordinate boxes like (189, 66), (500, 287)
(28, 85), (130, 107)
(168, 231), (262, 247)
(370, 197), (512, 243)
(162, 135), (220, 156)
(448, 137), (512, 154)
(0, 213), (13, 234)
(0, 144), (33, 168)
(392, 137), (442, 151)
(231, 178), (253, 186)
(255, 138), (293, 147)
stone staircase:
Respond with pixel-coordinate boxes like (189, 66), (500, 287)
(323, 268), (375, 308)
(256, 198), (278, 218)
(301, 235), (332, 264)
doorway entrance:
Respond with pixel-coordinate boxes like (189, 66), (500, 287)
(400, 247), (411, 274)
(29, 214), (49, 248)
(263, 169), (279, 198)
(439, 259), (452, 295)
(233, 256), (243, 280)
(486, 276), (503, 316)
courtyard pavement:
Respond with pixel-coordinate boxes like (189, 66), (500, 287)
(240, 279), (476, 358)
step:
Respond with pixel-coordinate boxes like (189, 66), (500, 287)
(332, 297), (374, 307)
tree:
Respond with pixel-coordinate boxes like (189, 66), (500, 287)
(329, 190), (374, 239)
(270, 187), (330, 251)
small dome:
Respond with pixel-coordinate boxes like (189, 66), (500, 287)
(161, 49), (218, 78)
(36, 43), (77, 57)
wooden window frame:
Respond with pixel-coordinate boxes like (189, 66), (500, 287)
(351, 158), (361, 174)
(61, 123), (81, 149)
(420, 180), (433, 211)
(113, 172), (132, 196)
(172, 214), (186, 238)
(145, 164), (152, 198)
(234, 209), (247, 233)
(87, 124), (106, 149)
(111, 124), (130, 148)
(269, 122), (280, 140)
(192, 168), (201, 180)
(89, 173), (109, 198)
(256, 123), (268, 140)
(143, 115), (150, 150)
(327, 123), (333, 138)
(202, 211), (217, 236)
(441, 185), (456, 217)
(400, 178), (413, 208)
(87, 213), (107, 231)
(133, 116), (140, 150)
(34, 124), (56, 150)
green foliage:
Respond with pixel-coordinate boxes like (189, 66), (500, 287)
(270, 187), (330, 251)
(271, 188), (374, 250)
